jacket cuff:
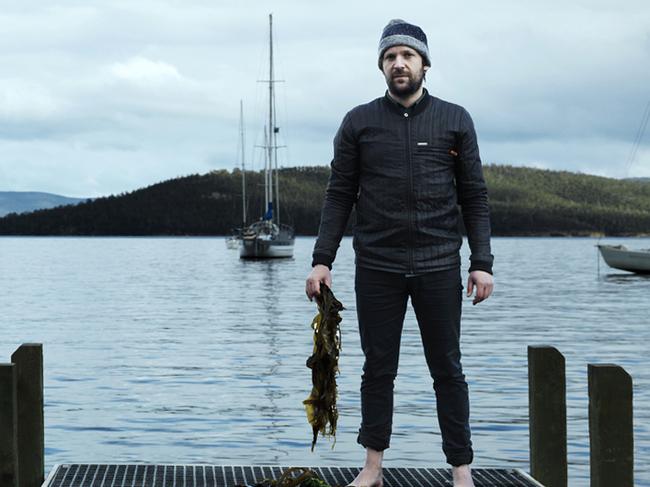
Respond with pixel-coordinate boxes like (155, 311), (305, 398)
(312, 253), (333, 270)
(468, 260), (493, 275)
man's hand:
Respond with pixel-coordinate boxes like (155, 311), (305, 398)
(467, 270), (493, 305)
(306, 265), (332, 301)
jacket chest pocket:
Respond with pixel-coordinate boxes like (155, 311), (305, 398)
(413, 144), (457, 171)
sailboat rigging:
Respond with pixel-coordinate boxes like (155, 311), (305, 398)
(239, 13), (295, 259)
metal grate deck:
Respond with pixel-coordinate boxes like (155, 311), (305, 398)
(43, 464), (544, 487)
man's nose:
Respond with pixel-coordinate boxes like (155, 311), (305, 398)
(393, 56), (406, 68)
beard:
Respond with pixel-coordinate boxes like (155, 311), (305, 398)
(386, 68), (425, 97)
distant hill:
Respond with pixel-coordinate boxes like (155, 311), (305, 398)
(624, 177), (650, 183)
(0, 192), (87, 217)
(1, 165), (649, 236)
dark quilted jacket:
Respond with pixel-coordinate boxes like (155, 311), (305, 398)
(312, 90), (494, 275)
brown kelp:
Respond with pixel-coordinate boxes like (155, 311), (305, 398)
(233, 467), (334, 486)
(303, 282), (344, 451)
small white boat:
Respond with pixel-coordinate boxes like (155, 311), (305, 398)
(597, 244), (650, 274)
(225, 235), (240, 249)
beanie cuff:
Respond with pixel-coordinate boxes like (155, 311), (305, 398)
(378, 34), (431, 68)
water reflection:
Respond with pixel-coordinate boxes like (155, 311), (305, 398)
(601, 272), (650, 283)
(250, 260), (288, 461)
(1, 236), (649, 487)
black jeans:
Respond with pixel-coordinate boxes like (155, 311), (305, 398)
(354, 265), (473, 466)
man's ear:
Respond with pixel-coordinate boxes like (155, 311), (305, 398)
(423, 65), (430, 73)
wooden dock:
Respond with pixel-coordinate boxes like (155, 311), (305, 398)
(2, 344), (637, 487)
(43, 464), (545, 487)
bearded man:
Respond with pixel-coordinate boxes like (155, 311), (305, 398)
(306, 19), (494, 487)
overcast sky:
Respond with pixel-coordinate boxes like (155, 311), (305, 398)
(1, 0), (649, 197)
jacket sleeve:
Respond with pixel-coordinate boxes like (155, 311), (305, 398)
(311, 112), (360, 269)
(456, 109), (494, 274)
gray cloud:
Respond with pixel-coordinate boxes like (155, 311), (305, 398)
(1, 0), (649, 197)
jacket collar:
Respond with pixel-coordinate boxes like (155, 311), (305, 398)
(383, 88), (431, 116)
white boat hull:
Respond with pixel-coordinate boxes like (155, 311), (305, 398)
(239, 221), (294, 259)
(597, 244), (650, 273)
(240, 237), (294, 258)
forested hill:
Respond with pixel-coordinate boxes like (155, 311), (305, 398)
(1, 165), (649, 236)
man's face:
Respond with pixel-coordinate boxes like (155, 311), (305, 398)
(381, 45), (428, 97)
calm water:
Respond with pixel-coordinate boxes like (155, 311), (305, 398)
(1, 236), (648, 486)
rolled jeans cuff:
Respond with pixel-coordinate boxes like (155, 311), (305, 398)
(445, 446), (474, 466)
(357, 431), (390, 452)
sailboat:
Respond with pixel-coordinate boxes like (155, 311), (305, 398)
(226, 100), (247, 250)
(240, 14), (295, 259)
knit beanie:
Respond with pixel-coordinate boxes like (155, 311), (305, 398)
(377, 19), (431, 69)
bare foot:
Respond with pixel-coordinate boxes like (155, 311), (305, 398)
(347, 465), (383, 487)
(452, 464), (475, 487)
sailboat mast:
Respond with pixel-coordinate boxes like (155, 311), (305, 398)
(273, 83), (280, 226)
(264, 126), (269, 211)
(239, 99), (247, 226)
(269, 14), (281, 226)
(267, 13), (275, 222)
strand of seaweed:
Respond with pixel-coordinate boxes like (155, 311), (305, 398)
(233, 466), (341, 486)
(303, 282), (344, 451)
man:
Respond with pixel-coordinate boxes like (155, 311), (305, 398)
(305, 19), (493, 487)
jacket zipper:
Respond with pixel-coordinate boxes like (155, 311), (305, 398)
(405, 112), (414, 274)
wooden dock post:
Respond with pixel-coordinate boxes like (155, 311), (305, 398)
(11, 344), (44, 487)
(588, 364), (633, 487)
(0, 363), (20, 487)
(528, 345), (567, 487)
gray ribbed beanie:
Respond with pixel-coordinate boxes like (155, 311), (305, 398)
(378, 19), (431, 69)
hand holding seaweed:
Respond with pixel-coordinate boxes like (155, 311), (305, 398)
(303, 282), (344, 451)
